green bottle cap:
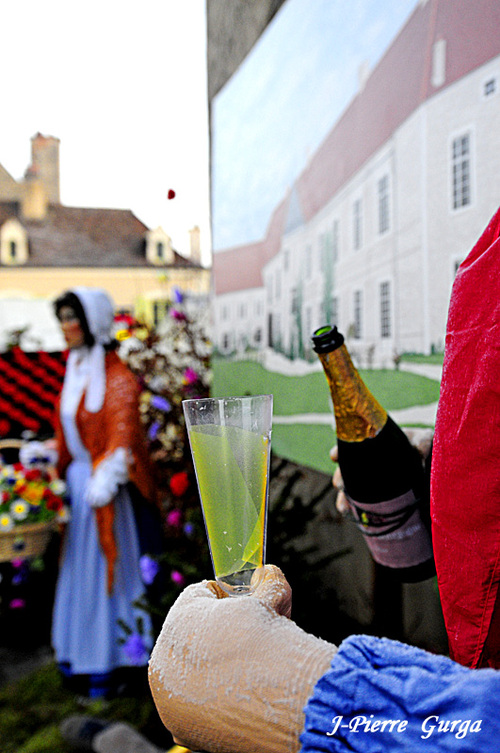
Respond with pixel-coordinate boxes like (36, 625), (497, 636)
(311, 325), (344, 353)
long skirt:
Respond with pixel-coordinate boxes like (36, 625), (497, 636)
(52, 458), (153, 689)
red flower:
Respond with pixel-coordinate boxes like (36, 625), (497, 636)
(170, 471), (189, 497)
(25, 469), (42, 482)
(44, 490), (62, 511)
(167, 189), (176, 200)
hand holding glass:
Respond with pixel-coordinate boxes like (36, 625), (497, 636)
(183, 395), (272, 596)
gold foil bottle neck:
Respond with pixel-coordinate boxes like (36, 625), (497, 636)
(318, 344), (387, 442)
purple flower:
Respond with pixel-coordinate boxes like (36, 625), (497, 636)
(139, 555), (160, 585)
(123, 633), (149, 665)
(166, 508), (183, 528)
(183, 368), (198, 385)
(151, 395), (171, 412)
(170, 309), (187, 321)
(148, 420), (161, 441)
(9, 598), (26, 610)
(172, 287), (184, 304)
(171, 569), (185, 586)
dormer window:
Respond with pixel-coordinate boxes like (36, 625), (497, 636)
(146, 227), (174, 265)
(0, 219), (29, 266)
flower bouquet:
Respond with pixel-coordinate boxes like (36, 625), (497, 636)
(0, 441), (69, 563)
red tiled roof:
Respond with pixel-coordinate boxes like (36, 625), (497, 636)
(0, 202), (199, 268)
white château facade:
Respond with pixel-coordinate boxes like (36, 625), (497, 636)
(213, 0), (500, 365)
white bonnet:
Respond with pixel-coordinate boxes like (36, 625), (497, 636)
(71, 286), (115, 345)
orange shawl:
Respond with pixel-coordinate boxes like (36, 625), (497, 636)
(55, 351), (157, 593)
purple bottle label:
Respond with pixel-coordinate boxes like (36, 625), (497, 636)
(347, 489), (433, 569)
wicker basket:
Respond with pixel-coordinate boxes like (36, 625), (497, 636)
(0, 438), (58, 563)
(0, 519), (57, 563)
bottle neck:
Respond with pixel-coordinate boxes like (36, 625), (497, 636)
(317, 344), (387, 442)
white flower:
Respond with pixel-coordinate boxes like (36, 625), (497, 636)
(57, 506), (71, 523)
(0, 513), (14, 532)
(10, 499), (29, 521)
(50, 479), (67, 496)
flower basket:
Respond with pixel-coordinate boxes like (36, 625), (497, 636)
(0, 518), (58, 563)
(0, 438), (69, 563)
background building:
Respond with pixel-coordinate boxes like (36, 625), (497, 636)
(0, 133), (210, 349)
(210, 0), (500, 365)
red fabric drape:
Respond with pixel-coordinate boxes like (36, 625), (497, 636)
(431, 206), (500, 668)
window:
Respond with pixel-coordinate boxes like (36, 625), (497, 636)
(221, 304), (229, 321)
(276, 270), (281, 299)
(331, 296), (338, 326)
(378, 176), (390, 234)
(156, 241), (165, 260)
(304, 307), (312, 341)
(353, 290), (363, 339)
(484, 78), (496, 97)
(305, 246), (312, 278)
(332, 220), (339, 262)
(283, 249), (289, 271)
(267, 278), (273, 304)
(238, 302), (247, 319)
(353, 199), (362, 250)
(9, 241), (17, 261)
(380, 282), (391, 338)
(153, 301), (167, 326)
(452, 134), (471, 209)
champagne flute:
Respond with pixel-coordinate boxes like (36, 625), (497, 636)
(183, 394), (272, 596)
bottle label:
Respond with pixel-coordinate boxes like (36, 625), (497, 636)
(346, 490), (433, 568)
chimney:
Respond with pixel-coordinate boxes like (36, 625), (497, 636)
(30, 133), (60, 204)
(21, 165), (49, 220)
(189, 225), (201, 264)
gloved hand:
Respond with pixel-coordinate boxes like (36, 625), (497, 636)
(85, 447), (129, 508)
(149, 565), (337, 753)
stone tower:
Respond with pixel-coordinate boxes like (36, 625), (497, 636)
(30, 133), (60, 204)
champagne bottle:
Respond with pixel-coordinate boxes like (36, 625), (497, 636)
(311, 325), (434, 582)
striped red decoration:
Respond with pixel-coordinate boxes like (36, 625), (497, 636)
(0, 348), (67, 439)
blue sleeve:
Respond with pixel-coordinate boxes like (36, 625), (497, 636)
(300, 634), (500, 752)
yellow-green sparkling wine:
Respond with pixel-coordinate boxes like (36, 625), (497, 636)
(188, 423), (269, 578)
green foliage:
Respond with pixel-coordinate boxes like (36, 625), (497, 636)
(0, 661), (170, 753)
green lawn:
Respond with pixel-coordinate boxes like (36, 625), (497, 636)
(212, 357), (441, 476)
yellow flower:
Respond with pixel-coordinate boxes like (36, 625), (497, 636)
(0, 513), (14, 532)
(115, 329), (131, 342)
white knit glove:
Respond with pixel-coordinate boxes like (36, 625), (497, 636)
(149, 565), (337, 753)
(85, 447), (129, 508)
